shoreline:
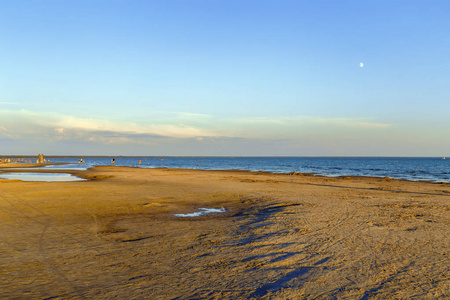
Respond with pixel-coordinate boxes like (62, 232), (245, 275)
(1, 162), (449, 185)
(1, 155), (447, 158)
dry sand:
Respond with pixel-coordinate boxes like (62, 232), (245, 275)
(1, 166), (449, 299)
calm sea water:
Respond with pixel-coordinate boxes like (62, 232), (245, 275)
(42, 157), (450, 183)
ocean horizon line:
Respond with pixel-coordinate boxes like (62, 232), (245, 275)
(0, 155), (447, 159)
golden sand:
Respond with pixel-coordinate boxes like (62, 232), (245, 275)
(1, 166), (449, 299)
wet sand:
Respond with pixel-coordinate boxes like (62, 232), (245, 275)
(1, 166), (449, 299)
(0, 162), (49, 168)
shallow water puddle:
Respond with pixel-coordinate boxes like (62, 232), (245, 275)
(0, 172), (86, 182)
(174, 207), (226, 217)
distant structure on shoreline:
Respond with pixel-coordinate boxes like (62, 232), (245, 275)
(37, 154), (45, 164)
(0, 157), (33, 164)
(0, 154), (48, 164)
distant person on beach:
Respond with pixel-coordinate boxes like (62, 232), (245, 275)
(112, 158), (115, 164)
(139, 159), (141, 165)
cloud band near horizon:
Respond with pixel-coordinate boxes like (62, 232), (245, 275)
(0, 109), (393, 142)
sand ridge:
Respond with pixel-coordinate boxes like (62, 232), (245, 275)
(1, 166), (449, 299)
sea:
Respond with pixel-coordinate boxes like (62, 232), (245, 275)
(40, 156), (450, 183)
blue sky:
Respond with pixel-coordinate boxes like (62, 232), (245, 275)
(1, 0), (449, 156)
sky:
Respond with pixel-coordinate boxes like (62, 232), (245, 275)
(1, 0), (449, 156)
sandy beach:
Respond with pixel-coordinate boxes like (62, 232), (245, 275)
(1, 165), (449, 299)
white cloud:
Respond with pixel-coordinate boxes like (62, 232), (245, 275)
(0, 125), (16, 139)
(0, 110), (219, 141)
(214, 116), (393, 139)
(310, 117), (392, 129)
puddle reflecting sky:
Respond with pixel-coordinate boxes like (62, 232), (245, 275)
(0, 172), (86, 182)
(174, 207), (226, 217)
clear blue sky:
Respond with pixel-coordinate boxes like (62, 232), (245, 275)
(1, 0), (449, 156)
